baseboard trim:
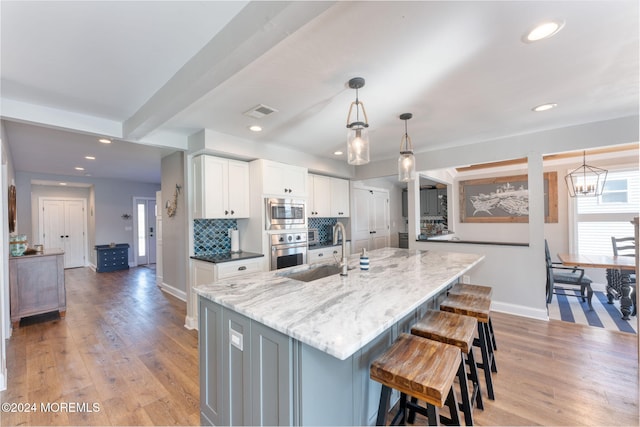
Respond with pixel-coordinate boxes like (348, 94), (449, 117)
(184, 315), (198, 331)
(158, 282), (186, 302)
(0, 368), (6, 391)
(492, 300), (548, 321)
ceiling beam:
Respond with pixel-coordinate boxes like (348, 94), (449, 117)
(123, 1), (336, 141)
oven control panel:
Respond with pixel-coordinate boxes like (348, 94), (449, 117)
(271, 232), (307, 246)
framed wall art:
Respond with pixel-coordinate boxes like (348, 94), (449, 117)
(459, 172), (558, 223)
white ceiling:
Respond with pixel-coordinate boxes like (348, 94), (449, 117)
(1, 1), (638, 184)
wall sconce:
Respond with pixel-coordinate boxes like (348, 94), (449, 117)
(346, 77), (370, 165)
(398, 113), (416, 182)
(121, 213), (131, 220)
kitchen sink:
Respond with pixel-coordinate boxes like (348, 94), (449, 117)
(278, 264), (353, 282)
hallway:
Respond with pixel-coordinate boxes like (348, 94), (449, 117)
(1, 267), (199, 426)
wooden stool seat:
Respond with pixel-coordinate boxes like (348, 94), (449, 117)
(441, 294), (497, 401)
(412, 310), (484, 425)
(370, 333), (461, 425)
(446, 285), (499, 351)
(449, 283), (493, 298)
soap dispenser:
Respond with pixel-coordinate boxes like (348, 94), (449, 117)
(360, 248), (369, 271)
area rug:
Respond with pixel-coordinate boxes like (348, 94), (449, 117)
(548, 289), (637, 334)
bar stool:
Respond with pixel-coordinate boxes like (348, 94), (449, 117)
(440, 293), (497, 401)
(448, 283), (498, 351)
(411, 310), (483, 426)
(370, 333), (461, 426)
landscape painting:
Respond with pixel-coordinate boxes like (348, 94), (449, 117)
(459, 172), (558, 223)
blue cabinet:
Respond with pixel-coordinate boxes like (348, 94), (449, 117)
(95, 244), (129, 272)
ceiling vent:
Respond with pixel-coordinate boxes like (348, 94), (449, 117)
(244, 104), (278, 119)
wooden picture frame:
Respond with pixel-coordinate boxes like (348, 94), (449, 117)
(459, 172), (558, 223)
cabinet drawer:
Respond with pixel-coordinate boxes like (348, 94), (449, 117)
(217, 259), (263, 280)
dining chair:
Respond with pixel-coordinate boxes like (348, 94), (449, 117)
(610, 236), (636, 316)
(545, 240), (593, 310)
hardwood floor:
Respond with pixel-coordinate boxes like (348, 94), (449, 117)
(1, 266), (638, 426)
(1, 266), (199, 426)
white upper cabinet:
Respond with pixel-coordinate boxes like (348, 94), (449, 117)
(308, 175), (331, 217)
(330, 177), (350, 217)
(308, 174), (350, 217)
(193, 155), (250, 219)
(253, 159), (307, 197)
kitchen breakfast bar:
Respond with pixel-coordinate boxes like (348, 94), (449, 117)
(195, 248), (484, 426)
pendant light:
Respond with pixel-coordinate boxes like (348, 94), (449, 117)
(398, 113), (416, 182)
(346, 77), (370, 165)
(565, 150), (608, 197)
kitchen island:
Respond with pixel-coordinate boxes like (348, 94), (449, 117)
(195, 247), (484, 426)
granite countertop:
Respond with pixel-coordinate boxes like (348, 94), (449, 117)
(191, 251), (264, 264)
(195, 247), (484, 360)
(308, 240), (349, 250)
(10, 248), (65, 258)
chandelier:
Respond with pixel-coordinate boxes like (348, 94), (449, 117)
(564, 151), (608, 197)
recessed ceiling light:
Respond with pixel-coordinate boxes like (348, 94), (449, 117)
(532, 103), (558, 112)
(98, 138), (112, 144)
(85, 156), (96, 160)
(249, 125), (262, 132)
(523, 19), (565, 43)
(334, 151), (344, 156)
(59, 182), (67, 186)
(75, 166), (85, 171)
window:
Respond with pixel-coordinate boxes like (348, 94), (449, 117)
(574, 168), (639, 255)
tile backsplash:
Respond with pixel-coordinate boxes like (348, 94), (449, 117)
(194, 218), (237, 255)
(308, 217), (338, 243)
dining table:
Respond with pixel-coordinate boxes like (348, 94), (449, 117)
(558, 253), (636, 320)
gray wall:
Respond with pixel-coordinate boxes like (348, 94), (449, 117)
(161, 151), (187, 293)
(14, 171), (159, 265)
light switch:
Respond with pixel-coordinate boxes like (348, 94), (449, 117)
(230, 328), (243, 351)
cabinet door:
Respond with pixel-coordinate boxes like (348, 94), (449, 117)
(419, 189), (428, 216)
(311, 175), (331, 217)
(223, 310), (253, 426)
(199, 297), (224, 426)
(251, 322), (293, 426)
(426, 189), (439, 216)
(284, 166), (307, 197)
(330, 178), (350, 217)
(203, 156), (229, 219)
(227, 160), (250, 218)
(401, 190), (408, 218)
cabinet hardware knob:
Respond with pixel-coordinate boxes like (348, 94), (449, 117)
(225, 210), (229, 215)
(230, 210), (235, 215)
(238, 266), (246, 271)
(318, 253), (323, 257)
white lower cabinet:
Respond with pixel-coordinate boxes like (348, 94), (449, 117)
(307, 243), (351, 264)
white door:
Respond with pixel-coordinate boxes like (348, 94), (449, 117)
(352, 188), (373, 254)
(370, 190), (390, 249)
(135, 198), (157, 265)
(41, 198), (86, 268)
(351, 188), (390, 253)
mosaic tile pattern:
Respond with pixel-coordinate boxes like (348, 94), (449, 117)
(308, 217), (338, 244)
(194, 218), (238, 255)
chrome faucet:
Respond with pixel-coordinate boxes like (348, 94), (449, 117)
(333, 222), (348, 276)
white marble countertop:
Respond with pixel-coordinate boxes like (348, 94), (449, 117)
(195, 248), (484, 360)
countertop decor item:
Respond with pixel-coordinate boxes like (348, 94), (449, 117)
(10, 234), (27, 256)
(345, 77), (370, 165)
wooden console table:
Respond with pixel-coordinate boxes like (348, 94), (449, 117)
(9, 248), (66, 328)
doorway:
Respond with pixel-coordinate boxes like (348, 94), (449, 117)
(38, 197), (87, 268)
(134, 197), (157, 266)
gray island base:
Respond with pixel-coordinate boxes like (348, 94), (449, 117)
(195, 248), (484, 426)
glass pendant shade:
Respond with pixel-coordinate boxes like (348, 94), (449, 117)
(397, 113), (416, 182)
(398, 151), (415, 182)
(347, 126), (370, 165)
(564, 151), (608, 197)
(345, 77), (370, 166)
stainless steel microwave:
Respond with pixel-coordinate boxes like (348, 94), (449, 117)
(265, 198), (306, 230)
